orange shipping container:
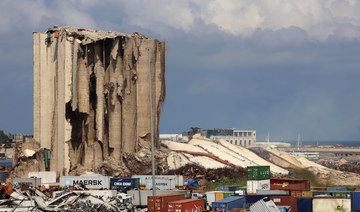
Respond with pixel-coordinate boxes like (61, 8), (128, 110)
(215, 192), (224, 201)
(148, 194), (185, 212)
(168, 199), (204, 212)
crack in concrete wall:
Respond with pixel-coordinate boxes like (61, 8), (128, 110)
(33, 26), (166, 176)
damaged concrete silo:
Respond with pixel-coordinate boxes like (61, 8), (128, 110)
(33, 26), (165, 176)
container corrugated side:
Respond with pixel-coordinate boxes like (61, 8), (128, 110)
(110, 178), (140, 190)
(312, 198), (351, 212)
(270, 196), (297, 212)
(220, 185), (239, 191)
(147, 193), (184, 212)
(247, 179), (270, 194)
(215, 192), (224, 201)
(132, 175), (183, 190)
(0, 172), (6, 182)
(301, 191), (313, 197)
(168, 199), (204, 212)
(247, 166), (270, 180)
(249, 199), (280, 212)
(257, 190), (289, 195)
(352, 192), (360, 211)
(270, 178), (309, 191)
(223, 191), (234, 198)
(28, 171), (56, 184)
(60, 174), (109, 189)
(297, 197), (313, 212)
(246, 194), (289, 209)
(326, 187), (347, 192)
(13, 178), (41, 187)
(205, 191), (222, 209)
(212, 196), (245, 211)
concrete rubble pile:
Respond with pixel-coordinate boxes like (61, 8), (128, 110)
(12, 26), (166, 178)
(0, 184), (133, 211)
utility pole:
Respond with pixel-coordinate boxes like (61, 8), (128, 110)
(146, 47), (156, 196)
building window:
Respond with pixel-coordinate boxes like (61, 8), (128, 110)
(230, 140), (233, 144)
(240, 140), (242, 145)
(249, 140), (251, 145)
(235, 140), (237, 145)
(234, 132), (238, 136)
(248, 132), (252, 136)
(244, 140), (246, 147)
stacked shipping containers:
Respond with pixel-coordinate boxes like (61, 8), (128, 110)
(247, 166), (270, 194)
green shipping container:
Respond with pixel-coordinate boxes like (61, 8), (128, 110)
(223, 192), (234, 198)
(247, 166), (270, 180)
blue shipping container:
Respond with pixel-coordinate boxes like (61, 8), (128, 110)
(327, 187), (347, 192)
(0, 172), (6, 182)
(297, 197), (313, 212)
(352, 192), (360, 211)
(219, 186), (238, 191)
(212, 196), (245, 210)
(110, 178), (140, 190)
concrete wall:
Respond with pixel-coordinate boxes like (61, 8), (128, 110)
(33, 27), (166, 176)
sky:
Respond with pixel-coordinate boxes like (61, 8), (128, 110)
(0, 0), (360, 142)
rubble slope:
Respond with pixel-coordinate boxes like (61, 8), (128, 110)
(162, 135), (289, 175)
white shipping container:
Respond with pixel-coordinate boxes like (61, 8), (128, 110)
(60, 174), (109, 189)
(250, 199), (280, 212)
(312, 198), (351, 212)
(132, 175), (183, 190)
(29, 171), (56, 184)
(247, 180), (270, 194)
(13, 178), (42, 187)
(205, 191), (222, 210)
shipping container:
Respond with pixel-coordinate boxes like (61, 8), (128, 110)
(212, 196), (246, 211)
(247, 179), (270, 194)
(313, 198), (351, 212)
(231, 208), (247, 212)
(132, 175), (183, 190)
(333, 191), (351, 198)
(28, 171), (56, 184)
(270, 196), (297, 212)
(245, 194), (289, 208)
(128, 190), (190, 207)
(60, 174), (109, 189)
(352, 192), (360, 211)
(216, 192), (224, 201)
(270, 178), (309, 191)
(168, 199), (204, 212)
(312, 187), (327, 191)
(247, 166), (270, 180)
(0, 172), (6, 182)
(220, 185), (239, 191)
(313, 191), (332, 197)
(249, 199), (280, 212)
(277, 206), (291, 212)
(297, 197), (313, 212)
(290, 190), (303, 197)
(147, 194), (185, 212)
(224, 191), (234, 198)
(13, 178), (41, 187)
(301, 191), (313, 197)
(326, 187), (347, 192)
(205, 191), (223, 209)
(110, 178), (140, 190)
(257, 190), (289, 195)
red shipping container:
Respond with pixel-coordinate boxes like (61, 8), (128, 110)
(270, 196), (298, 212)
(148, 194), (185, 212)
(270, 178), (310, 191)
(168, 199), (204, 212)
(291, 190), (303, 197)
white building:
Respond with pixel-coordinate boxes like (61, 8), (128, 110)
(202, 128), (256, 147)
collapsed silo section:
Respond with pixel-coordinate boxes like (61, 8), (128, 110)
(33, 26), (166, 176)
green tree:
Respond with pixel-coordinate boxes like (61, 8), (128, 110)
(0, 130), (9, 145)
